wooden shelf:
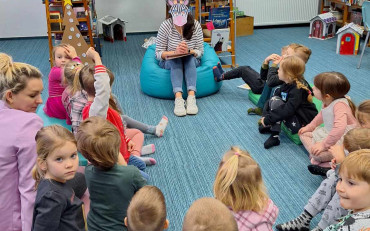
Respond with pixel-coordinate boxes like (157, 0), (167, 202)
(321, 0), (362, 26)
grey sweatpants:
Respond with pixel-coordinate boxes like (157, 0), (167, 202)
(304, 169), (347, 229)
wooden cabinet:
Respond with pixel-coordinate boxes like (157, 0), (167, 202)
(43, 0), (96, 67)
(321, 0), (362, 26)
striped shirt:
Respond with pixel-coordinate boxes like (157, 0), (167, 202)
(155, 18), (204, 60)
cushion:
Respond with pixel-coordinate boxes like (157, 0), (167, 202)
(140, 43), (222, 99)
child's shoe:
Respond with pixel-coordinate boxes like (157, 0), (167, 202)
(212, 66), (224, 82)
(307, 164), (330, 177)
(258, 125), (272, 134)
(174, 97), (186, 117)
(217, 62), (224, 74)
(186, 95), (198, 115)
(141, 144), (155, 156)
(247, 107), (263, 116)
(155, 116), (168, 137)
(264, 134), (280, 149)
(139, 157), (156, 166)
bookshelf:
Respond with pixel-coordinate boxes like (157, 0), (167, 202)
(320, 0), (362, 26)
(194, 0), (237, 68)
(43, 0), (98, 67)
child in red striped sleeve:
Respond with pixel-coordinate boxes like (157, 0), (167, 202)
(213, 146), (279, 231)
(79, 47), (151, 180)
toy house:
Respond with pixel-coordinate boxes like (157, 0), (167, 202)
(336, 22), (364, 55)
(99, 15), (127, 42)
(309, 12), (337, 40)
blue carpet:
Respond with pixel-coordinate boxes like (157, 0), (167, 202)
(1, 26), (370, 230)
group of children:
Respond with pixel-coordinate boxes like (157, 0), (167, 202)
(3, 39), (369, 231)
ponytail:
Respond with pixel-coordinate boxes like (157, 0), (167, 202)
(32, 164), (44, 190)
(295, 79), (313, 103)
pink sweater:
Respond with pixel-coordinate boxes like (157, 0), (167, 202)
(304, 100), (357, 149)
(44, 57), (81, 119)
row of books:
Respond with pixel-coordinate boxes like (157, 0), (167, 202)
(340, 0), (367, 5)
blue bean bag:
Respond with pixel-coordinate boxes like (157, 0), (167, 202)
(36, 105), (87, 166)
(140, 43), (222, 99)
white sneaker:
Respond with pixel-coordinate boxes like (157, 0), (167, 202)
(174, 97), (186, 116)
(186, 95), (198, 115)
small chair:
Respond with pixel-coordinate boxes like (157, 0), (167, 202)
(357, 1), (370, 69)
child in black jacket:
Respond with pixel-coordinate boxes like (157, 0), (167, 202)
(259, 55), (318, 149)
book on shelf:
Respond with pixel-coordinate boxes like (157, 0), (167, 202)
(73, 7), (86, 18)
(211, 28), (230, 52)
(49, 11), (62, 31)
(209, 6), (230, 29)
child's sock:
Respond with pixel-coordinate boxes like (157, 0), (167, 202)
(311, 227), (323, 231)
(247, 107), (263, 116)
(141, 144), (155, 156)
(138, 157), (156, 166)
(264, 133), (280, 149)
(212, 66), (224, 82)
(217, 62), (224, 74)
(276, 210), (313, 231)
(155, 116), (168, 137)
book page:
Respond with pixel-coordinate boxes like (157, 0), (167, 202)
(165, 52), (192, 60)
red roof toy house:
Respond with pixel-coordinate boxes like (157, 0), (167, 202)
(336, 22), (364, 55)
(99, 15), (127, 43)
(309, 13), (337, 40)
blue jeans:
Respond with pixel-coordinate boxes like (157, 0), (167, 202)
(128, 155), (149, 181)
(159, 55), (200, 94)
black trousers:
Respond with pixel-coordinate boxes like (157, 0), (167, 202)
(223, 66), (265, 94)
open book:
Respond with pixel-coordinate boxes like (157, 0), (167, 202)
(237, 83), (251, 90)
(165, 52), (192, 60)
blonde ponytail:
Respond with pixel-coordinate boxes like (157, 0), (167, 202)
(0, 53), (42, 100)
(32, 164), (44, 190)
(64, 61), (83, 95)
(295, 79), (313, 103)
(214, 147), (269, 212)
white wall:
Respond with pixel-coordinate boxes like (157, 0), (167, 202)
(0, 0), (165, 38)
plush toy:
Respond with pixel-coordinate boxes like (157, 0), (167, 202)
(167, 0), (190, 26)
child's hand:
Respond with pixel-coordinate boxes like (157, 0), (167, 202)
(298, 126), (309, 135)
(63, 44), (78, 59)
(264, 54), (280, 64)
(260, 117), (266, 127)
(272, 55), (284, 65)
(86, 47), (102, 65)
(127, 140), (135, 152)
(329, 144), (346, 164)
(330, 158), (337, 170)
(311, 142), (325, 155)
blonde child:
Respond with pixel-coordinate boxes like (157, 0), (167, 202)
(324, 149), (370, 230)
(62, 60), (168, 137)
(31, 125), (85, 231)
(276, 128), (370, 231)
(182, 197), (238, 231)
(299, 72), (357, 175)
(125, 185), (169, 231)
(260, 56), (318, 149)
(79, 47), (153, 180)
(44, 44), (80, 119)
(356, 100), (370, 128)
(213, 146), (279, 230)
(76, 116), (147, 231)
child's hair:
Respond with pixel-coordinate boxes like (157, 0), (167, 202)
(281, 45), (289, 56)
(288, 43), (312, 63)
(280, 55), (313, 103)
(78, 65), (122, 114)
(126, 186), (167, 231)
(32, 125), (76, 189)
(339, 149), (370, 184)
(76, 116), (120, 171)
(63, 60), (84, 95)
(0, 53), (42, 100)
(182, 197), (238, 231)
(213, 146), (269, 213)
(313, 72), (356, 116)
(343, 128), (370, 153)
(357, 100), (370, 127)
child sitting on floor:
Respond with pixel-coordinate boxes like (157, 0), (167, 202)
(76, 116), (147, 231)
(79, 47), (153, 180)
(299, 72), (357, 175)
(324, 149), (370, 230)
(276, 127), (370, 231)
(62, 60), (168, 138)
(214, 146), (279, 230)
(182, 197), (238, 231)
(125, 185), (169, 231)
(44, 44), (80, 119)
(259, 55), (317, 149)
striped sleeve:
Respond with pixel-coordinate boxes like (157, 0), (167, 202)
(155, 20), (171, 60)
(192, 20), (204, 58)
(95, 65), (106, 74)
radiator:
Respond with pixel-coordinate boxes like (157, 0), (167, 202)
(236, 0), (320, 26)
